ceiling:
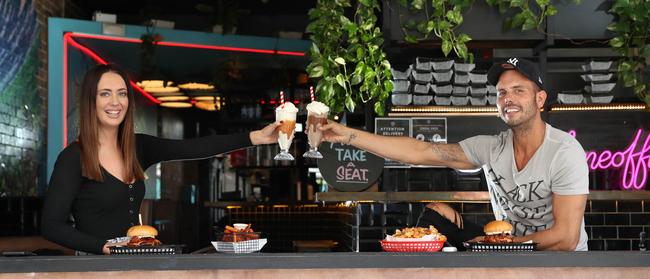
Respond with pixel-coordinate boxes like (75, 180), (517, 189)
(74, 35), (309, 88)
(67, 1), (314, 101)
(70, 0), (315, 37)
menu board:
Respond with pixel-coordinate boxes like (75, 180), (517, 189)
(412, 118), (447, 143)
(374, 118), (411, 168)
(318, 142), (384, 192)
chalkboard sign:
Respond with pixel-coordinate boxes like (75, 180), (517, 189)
(412, 118), (447, 143)
(318, 142), (384, 192)
(375, 118), (411, 168)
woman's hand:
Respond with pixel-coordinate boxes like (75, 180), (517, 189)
(320, 121), (355, 144)
(102, 239), (129, 254)
(102, 240), (129, 255)
(102, 243), (111, 254)
(249, 122), (281, 145)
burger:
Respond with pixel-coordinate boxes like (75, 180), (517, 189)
(482, 220), (514, 244)
(126, 225), (162, 247)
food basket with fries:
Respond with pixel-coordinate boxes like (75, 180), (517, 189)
(380, 226), (447, 252)
(212, 224), (267, 253)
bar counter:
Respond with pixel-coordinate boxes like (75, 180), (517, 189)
(2, 251), (650, 279)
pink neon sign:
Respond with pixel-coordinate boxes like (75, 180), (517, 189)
(569, 129), (650, 190)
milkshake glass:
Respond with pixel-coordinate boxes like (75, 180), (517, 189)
(303, 101), (329, 159)
(274, 102), (299, 161)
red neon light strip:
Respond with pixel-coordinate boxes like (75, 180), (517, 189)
(65, 36), (108, 64)
(64, 35), (160, 104)
(68, 33), (306, 57)
(70, 32), (142, 43)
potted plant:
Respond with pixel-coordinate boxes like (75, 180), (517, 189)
(306, 0), (393, 116)
(607, 0), (650, 108)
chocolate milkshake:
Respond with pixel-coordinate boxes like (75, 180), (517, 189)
(303, 101), (329, 159)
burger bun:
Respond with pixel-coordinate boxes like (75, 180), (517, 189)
(127, 225), (158, 238)
(483, 220), (513, 235)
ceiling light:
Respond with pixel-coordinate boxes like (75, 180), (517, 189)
(160, 102), (192, 108)
(195, 101), (221, 111)
(157, 96), (189, 102)
(178, 82), (215, 90)
(137, 80), (173, 88)
(192, 96), (220, 102)
(145, 87), (181, 94)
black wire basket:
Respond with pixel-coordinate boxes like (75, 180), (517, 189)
(109, 245), (184, 255)
(463, 242), (537, 252)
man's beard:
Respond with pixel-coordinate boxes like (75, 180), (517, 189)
(499, 102), (537, 130)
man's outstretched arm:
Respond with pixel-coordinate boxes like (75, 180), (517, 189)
(320, 121), (477, 169)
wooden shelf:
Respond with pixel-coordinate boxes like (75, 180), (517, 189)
(388, 106), (498, 117)
(315, 190), (650, 203)
(549, 103), (647, 112)
(203, 201), (322, 208)
(388, 103), (648, 116)
(230, 165), (307, 170)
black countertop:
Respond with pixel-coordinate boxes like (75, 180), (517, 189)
(2, 251), (650, 273)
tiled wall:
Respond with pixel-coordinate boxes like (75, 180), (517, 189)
(586, 200), (650, 250)
(0, 0), (82, 196)
(358, 200), (650, 251)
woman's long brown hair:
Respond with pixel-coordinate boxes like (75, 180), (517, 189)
(78, 64), (145, 182)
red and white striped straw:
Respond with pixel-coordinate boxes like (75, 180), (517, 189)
(309, 86), (315, 102)
(279, 90), (285, 108)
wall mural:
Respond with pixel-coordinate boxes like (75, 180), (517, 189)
(0, 0), (43, 196)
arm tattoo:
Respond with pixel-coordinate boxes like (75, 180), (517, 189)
(431, 143), (463, 163)
(347, 133), (358, 145)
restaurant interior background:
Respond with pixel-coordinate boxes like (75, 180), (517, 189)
(0, 0), (649, 254)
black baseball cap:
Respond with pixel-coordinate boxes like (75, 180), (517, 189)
(487, 58), (545, 91)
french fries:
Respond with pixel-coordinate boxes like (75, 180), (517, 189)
(222, 224), (259, 242)
(390, 226), (447, 241)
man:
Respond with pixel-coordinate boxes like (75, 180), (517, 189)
(320, 58), (589, 251)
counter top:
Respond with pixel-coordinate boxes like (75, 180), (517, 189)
(2, 251), (650, 273)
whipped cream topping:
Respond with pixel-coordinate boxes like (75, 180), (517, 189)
(275, 102), (299, 113)
(306, 101), (329, 115)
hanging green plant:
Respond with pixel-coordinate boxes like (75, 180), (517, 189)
(399, 0), (579, 62)
(607, 0), (650, 108)
(306, 0), (393, 116)
(399, 0), (474, 62)
(485, 0), (580, 31)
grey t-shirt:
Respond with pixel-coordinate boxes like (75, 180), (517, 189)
(459, 123), (589, 251)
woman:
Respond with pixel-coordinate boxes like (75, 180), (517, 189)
(41, 64), (279, 254)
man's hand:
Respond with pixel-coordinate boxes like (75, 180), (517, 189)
(468, 235), (485, 243)
(320, 121), (356, 144)
(249, 122), (281, 145)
